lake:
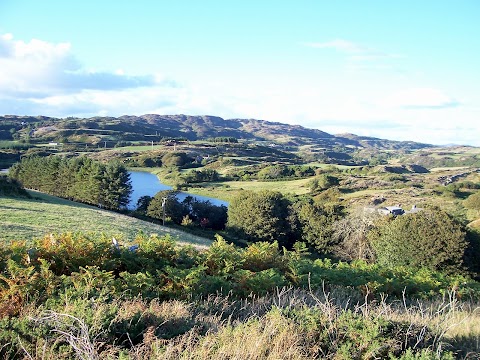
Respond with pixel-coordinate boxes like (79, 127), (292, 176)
(128, 170), (228, 209)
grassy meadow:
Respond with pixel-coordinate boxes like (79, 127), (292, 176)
(184, 178), (312, 202)
(0, 191), (212, 247)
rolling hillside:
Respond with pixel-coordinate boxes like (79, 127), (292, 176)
(1, 114), (433, 151)
(0, 191), (212, 247)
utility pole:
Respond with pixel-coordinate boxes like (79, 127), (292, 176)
(162, 197), (167, 226)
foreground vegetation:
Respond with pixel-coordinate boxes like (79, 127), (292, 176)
(0, 233), (479, 358)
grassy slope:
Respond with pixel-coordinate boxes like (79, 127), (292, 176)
(0, 191), (212, 247)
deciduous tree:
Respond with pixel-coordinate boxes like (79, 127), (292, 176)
(227, 190), (294, 247)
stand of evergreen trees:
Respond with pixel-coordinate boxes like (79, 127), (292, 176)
(9, 156), (132, 210)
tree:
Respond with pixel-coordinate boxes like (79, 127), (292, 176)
(369, 209), (467, 274)
(332, 208), (380, 261)
(292, 201), (343, 254)
(184, 197), (227, 230)
(99, 162), (132, 210)
(135, 195), (153, 213)
(227, 190), (294, 247)
(9, 156), (131, 210)
(147, 190), (186, 224)
(162, 152), (190, 167)
(257, 165), (289, 180)
(183, 169), (219, 183)
(308, 174), (339, 192)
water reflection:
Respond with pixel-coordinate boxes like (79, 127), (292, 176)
(128, 171), (228, 209)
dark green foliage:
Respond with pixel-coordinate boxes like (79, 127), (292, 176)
(128, 152), (164, 167)
(183, 168), (219, 183)
(8, 156), (132, 210)
(99, 162), (132, 209)
(293, 201), (343, 253)
(208, 136), (238, 143)
(182, 196), (228, 230)
(369, 209), (468, 273)
(0, 141), (30, 150)
(0, 150), (21, 168)
(135, 195), (153, 212)
(227, 190), (295, 247)
(0, 175), (31, 198)
(464, 228), (480, 279)
(145, 192), (228, 230)
(162, 152), (191, 167)
(147, 190), (186, 224)
(257, 164), (315, 180)
(308, 173), (340, 191)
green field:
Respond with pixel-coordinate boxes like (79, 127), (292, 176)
(185, 178), (312, 202)
(0, 191), (212, 247)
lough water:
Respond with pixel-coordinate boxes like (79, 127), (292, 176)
(128, 170), (228, 209)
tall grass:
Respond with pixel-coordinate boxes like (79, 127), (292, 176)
(16, 288), (479, 359)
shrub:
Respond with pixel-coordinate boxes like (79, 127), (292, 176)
(369, 209), (467, 274)
(0, 175), (30, 198)
(464, 191), (480, 210)
(227, 190), (294, 247)
(308, 174), (339, 192)
(293, 201), (343, 254)
(162, 152), (190, 167)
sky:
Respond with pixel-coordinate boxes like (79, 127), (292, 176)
(0, 0), (479, 145)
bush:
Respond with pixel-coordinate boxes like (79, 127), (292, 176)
(227, 190), (294, 247)
(464, 191), (480, 210)
(293, 201), (343, 254)
(0, 175), (31, 198)
(369, 209), (467, 274)
(308, 174), (339, 192)
(162, 152), (191, 167)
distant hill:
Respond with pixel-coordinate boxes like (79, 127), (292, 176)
(0, 114), (433, 152)
(334, 133), (432, 150)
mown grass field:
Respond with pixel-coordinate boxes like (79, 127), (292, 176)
(0, 191), (212, 247)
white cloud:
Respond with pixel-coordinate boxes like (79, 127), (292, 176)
(0, 34), (165, 98)
(381, 88), (459, 109)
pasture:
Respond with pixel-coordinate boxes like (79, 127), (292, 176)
(0, 191), (212, 247)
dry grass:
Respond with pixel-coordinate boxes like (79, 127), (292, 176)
(19, 288), (480, 359)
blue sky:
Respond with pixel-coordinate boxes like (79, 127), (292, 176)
(0, 0), (479, 145)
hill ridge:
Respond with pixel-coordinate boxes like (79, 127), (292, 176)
(1, 114), (433, 151)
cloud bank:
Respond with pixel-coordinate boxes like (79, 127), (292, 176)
(0, 33), (178, 115)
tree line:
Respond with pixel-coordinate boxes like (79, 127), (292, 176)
(9, 156), (132, 210)
(135, 190), (228, 230)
